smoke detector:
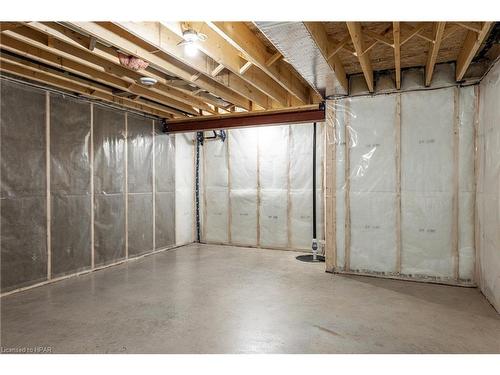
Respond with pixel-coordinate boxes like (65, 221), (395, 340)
(139, 77), (158, 86)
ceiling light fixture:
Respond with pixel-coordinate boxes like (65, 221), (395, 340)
(182, 29), (199, 43)
(184, 42), (199, 57)
(177, 28), (208, 57)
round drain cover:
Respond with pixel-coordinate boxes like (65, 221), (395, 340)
(296, 254), (325, 263)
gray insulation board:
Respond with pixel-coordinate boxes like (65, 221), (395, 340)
(50, 93), (91, 277)
(128, 193), (153, 256)
(1, 79), (47, 292)
(127, 114), (153, 256)
(1, 79), (178, 292)
(154, 122), (175, 248)
(93, 105), (126, 266)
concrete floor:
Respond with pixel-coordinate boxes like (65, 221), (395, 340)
(1, 243), (499, 353)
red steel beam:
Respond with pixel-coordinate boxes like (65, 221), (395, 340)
(163, 104), (325, 133)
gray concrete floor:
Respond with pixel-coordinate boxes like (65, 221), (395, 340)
(1, 243), (499, 353)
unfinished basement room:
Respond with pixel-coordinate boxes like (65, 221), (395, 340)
(1, 1), (500, 369)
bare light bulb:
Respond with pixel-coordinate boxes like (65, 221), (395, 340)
(185, 42), (198, 57)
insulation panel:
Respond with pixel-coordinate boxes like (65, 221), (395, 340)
(1, 80), (47, 292)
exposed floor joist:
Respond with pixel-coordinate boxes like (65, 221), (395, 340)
(0, 34), (200, 116)
(425, 22), (446, 86)
(303, 22), (349, 92)
(208, 22), (321, 104)
(0, 21), (496, 120)
(0, 56), (177, 118)
(393, 22), (401, 89)
(2, 25), (212, 116)
(57, 22), (252, 111)
(456, 22), (494, 81)
(161, 21), (289, 108)
(346, 22), (374, 92)
(16, 22), (221, 114)
(83, 21), (268, 110)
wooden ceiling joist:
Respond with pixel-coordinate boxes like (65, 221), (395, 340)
(11, 23), (220, 114)
(2, 26), (214, 116)
(0, 22), (24, 33)
(0, 56), (177, 118)
(456, 22), (494, 81)
(425, 22), (446, 86)
(33, 22), (236, 111)
(1, 20), (496, 121)
(90, 21), (271, 109)
(0, 33), (200, 116)
(0, 52), (188, 118)
(303, 22), (349, 92)
(208, 22), (321, 104)
(161, 21), (288, 108)
(50, 22), (252, 111)
(346, 22), (374, 92)
(393, 22), (401, 90)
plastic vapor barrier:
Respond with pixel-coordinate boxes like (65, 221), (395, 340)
(201, 124), (325, 251)
(1, 80), (48, 291)
(229, 128), (258, 246)
(154, 122), (175, 249)
(477, 61), (500, 312)
(50, 93), (92, 277)
(202, 134), (229, 243)
(127, 114), (154, 257)
(0, 78), (179, 294)
(93, 105), (126, 266)
(328, 85), (476, 284)
(175, 133), (195, 245)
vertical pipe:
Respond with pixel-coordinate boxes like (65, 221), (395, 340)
(46, 91), (51, 280)
(325, 103), (337, 271)
(195, 131), (202, 242)
(395, 94), (402, 274)
(312, 122), (318, 260)
(344, 101), (351, 271)
(124, 113), (129, 259)
(452, 87), (460, 280)
(226, 132), (232, 244)
(256, 130), (261, 248)
(473, 85), (480, 285)
(152, 119), (156, 251)
(90, 103), (94, 269)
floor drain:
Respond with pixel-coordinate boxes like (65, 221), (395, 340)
(296, 254), (325, 263)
